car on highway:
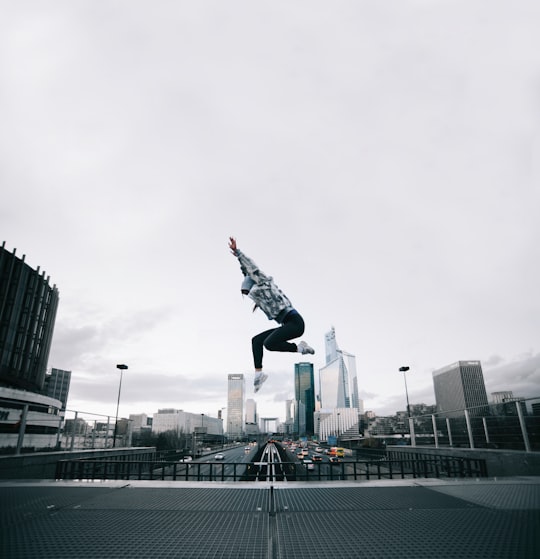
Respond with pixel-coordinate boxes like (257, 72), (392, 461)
(314, 447), (323, 453)
(311, 454), (322, 462)
(329, 456), (341, 464)
(328, 447), (346, 457)
(214, 453), (225, 460)
(302, 459), (314, 470)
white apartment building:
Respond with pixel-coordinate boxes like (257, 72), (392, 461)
(152, 409), (222, 436)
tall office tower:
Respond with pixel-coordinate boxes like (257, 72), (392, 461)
(44, 368), (71, 410)
(0, 243), (59, 391)
(245, 398), (257, 425)
(245, 398), (258, 435)
(319, 328), (361, 411)
(294, 362), (315, 435)
(284, 399), (295, 435)
(432, 361), (489, 417)
(285, 399), (294, 424)
(227, 374), (245, 438)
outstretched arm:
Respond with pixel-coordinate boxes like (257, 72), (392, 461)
(228, 237), (267, 282)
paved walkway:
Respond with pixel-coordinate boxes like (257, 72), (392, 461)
(1, 477), (539, 558)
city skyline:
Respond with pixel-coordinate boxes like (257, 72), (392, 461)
(56, 351), (539, 429)
(2, 2), (539, 424)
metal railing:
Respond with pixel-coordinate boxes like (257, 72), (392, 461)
(4, 396), (538, 456)
(55, 454), (486, 482)
(0, 403), (221, 456)
(0, 401), (125, 455)
(365, 396), (540, 452)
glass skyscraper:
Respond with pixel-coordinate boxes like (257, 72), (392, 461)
(319, 327), (361, 411)
(294, 362), (315, 435)
(227, 374), (245, 438)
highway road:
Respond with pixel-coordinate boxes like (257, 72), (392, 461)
(153, 442), (360, 482)
(183, 443), (257, 481)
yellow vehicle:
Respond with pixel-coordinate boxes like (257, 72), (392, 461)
(328, 447), (345, 458)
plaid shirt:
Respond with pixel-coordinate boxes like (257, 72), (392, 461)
(235, 249), (293, 322)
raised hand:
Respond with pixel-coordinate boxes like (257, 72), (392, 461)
(229, 237), (238, 254)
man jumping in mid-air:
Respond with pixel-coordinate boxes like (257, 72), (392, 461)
(229, 237), (314, 393)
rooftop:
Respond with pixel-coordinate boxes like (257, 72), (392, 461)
(1, 477), (538, 558)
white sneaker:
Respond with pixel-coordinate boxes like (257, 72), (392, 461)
(254, 372), (268, 393)
(297, 341), (315, 355)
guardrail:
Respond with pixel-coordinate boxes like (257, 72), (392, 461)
(56, 455), (487, 482)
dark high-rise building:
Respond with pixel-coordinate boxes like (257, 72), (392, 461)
(432, 360), (489, 417)
(294, 362), (315, 435)
(0, 243), (59, 392)
(44, 368), (71, 410)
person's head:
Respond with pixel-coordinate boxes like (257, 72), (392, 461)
(241, 276), (255, 295)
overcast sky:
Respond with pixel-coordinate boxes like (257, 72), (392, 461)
(2, 1), (539, 426)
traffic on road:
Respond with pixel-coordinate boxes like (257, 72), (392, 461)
(168, 440), (355, 482)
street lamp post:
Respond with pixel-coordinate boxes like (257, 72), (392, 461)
(200, 413), (205, 453)
(399, 366), (411, 418)
(219, 407), (226, 448)
(113, 364), (128, 448)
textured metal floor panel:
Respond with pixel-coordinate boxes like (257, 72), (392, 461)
(0, 486), (115, 527)
(428, 482), (540, 510)
(2, 510), (268, 559)
(79, 486), (269, 512)
(1, 481), (539, 559)
(276, 509), (539, 559)
(273, 485), (476, 511)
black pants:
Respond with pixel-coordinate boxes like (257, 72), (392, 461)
(251, 312), (305, 369)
